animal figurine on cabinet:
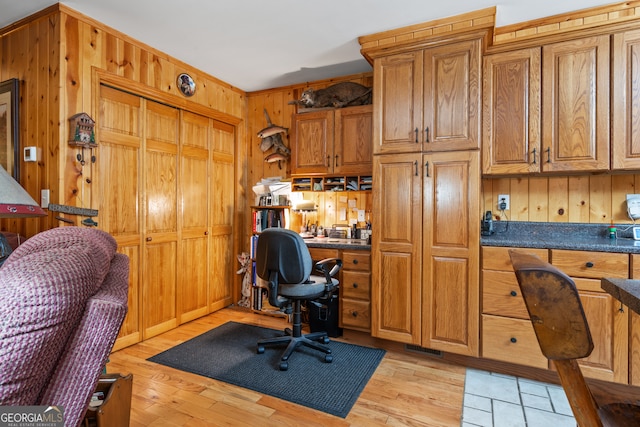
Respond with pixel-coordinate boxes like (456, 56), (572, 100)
(288, 82), (372, 109)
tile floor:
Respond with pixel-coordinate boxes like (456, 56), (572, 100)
(461, 369), (577, 427)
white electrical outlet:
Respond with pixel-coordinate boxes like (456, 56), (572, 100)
(498, 194), (510, 211)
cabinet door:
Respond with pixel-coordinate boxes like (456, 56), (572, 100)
(612, 29), (640, 170)
(631, 254), (640, 386)
(371, 154), (422, 344)
(142, 100), (179, 339)
(209, 120), (236, 311)
(291, 110), (334, 174)
(373, 51), (423, 154)
(422, 150), (480, 356)
(178, 111), (210, 324)
(542, 35), (610, 172)
(482, 48), (541, 174)
(423, 38), (481, 151)
(575, 278), (628, 384)
(97, 85), (142, 351)
(334, 105), (373, 174)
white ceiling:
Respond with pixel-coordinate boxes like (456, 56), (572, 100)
(0, 0), (618, 92)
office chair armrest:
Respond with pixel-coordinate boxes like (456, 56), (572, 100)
(266, 271), (290, 309)
(315, 257), (343, 284)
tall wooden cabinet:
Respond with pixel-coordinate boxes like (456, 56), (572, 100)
(369, 31), (483, 356)
(372, 150), (480, 355)
(97, 84), (236, 350)
(372, 37), (481, 155)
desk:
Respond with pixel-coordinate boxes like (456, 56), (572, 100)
(602, 278), (640, 314)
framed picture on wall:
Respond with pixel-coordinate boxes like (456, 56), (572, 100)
(0, 78), (19, 180)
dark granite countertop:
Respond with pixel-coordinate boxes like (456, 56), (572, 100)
(304, 237), (371, 251)
(481, 221), (640, 254)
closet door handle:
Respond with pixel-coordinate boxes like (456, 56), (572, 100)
(532, 148), (537, 165)
(335, 155), (339, 167)
(415, 128), (419, 143)
(545, 147), (551, 163)
(424, 161), (430, 177)
(425, 126), (430, 143)
(414, 160), (419, 176)
(326, 155), (330, 167)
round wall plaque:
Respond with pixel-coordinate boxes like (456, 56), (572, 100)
(177, 73), (195, 97)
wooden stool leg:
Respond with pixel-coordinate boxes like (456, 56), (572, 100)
(554, 359), (602, 427)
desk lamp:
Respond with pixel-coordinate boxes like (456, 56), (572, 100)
(0, 166), (46, 265)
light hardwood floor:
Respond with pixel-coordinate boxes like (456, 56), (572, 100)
(106, 306), (466, 426)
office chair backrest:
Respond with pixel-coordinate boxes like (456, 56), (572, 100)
(509, 250), (594, 360)
(256, 228), (312, 284)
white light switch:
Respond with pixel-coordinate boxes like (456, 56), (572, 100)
(41, 189), (50, 208)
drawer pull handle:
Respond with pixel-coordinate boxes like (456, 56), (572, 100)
(510, 337), (517, 343)
(351, 311), (358, 317)
(510, 290), (517, 297)
(352, 283), (358, 288)
(585, 262), (594, 268)
(352, 259), (358, 264)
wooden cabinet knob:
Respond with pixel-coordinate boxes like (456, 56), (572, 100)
(586, 261), (594, 268)
(352, 259), (358, 264)
(352, 283), (358, 288)
(351, 311), (358, 317)
(146, 237), (152, 242)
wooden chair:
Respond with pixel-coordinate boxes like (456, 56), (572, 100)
(508, 250), (640, 427)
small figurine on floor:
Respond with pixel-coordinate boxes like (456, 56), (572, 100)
(236, 252), (252, 308)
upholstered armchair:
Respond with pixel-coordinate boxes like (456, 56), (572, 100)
(0, 227), (129, 427)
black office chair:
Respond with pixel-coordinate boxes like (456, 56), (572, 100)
(255, 228), (342, 371)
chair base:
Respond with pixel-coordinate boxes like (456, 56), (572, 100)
(257, 327), (333, 371)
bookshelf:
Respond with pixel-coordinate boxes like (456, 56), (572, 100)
(249, 205), (289, 317)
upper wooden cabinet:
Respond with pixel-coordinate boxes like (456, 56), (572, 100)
(612, 29), (640, 170)
(482, 48), (541, 174)
(541, 35), (610, 172)
(373, 37), (482, 154)
(483, 35), (610, 174)
(291, 104), (372, 175)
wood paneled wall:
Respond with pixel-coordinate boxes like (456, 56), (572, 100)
(245, 74), (373, 239)
(483, 174), (640, 224)
(0, 4), (246, 239)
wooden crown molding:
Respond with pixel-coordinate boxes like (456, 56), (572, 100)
(359, 7), (495, 61)
(358, 2), (640, 58)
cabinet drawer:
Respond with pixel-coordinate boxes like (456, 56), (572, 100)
(482, 270), (529, 319)
(341, 299), (370, 330)
(342, 251), (371, 271)
(308, 248), (339, 265)
(482, 315), (548, 369)
(483, 247), (548, 271)
(341, 270), (370, 300)
(550, 249), (628, 279)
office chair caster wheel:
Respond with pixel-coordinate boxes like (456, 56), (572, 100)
(279, 361), (289, 371)
(325, 354), (333, 363)
(322, 336), (330, 344)
(257, 346), (265, 354)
